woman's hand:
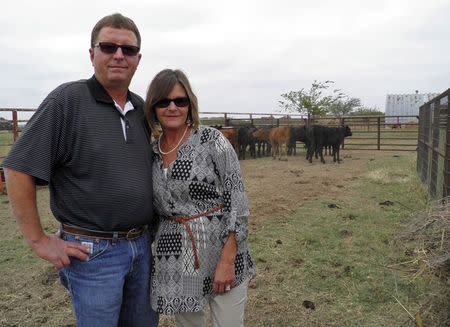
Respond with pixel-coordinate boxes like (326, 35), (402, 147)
(213, 232), (237, 294)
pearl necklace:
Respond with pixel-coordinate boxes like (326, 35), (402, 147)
(158, 124), (189, 155)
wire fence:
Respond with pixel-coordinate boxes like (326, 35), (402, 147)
(417, 89), (450, 198)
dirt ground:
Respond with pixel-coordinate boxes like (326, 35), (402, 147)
(0, 150), (400, 326)
(242, 150), (394, 229)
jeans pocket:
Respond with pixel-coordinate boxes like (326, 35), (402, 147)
(61, 232), (109, 261)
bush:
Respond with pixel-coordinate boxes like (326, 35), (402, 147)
(0, 118), (13, 131)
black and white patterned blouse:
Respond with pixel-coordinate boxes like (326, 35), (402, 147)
(151, 125), (255, 314)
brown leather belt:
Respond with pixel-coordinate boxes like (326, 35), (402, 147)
(169, 204), (224, 270)
(61, 223), (147, 240)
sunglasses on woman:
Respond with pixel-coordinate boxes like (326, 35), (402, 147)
(94, 42), (140, 56)
(154, 97), (190, 109)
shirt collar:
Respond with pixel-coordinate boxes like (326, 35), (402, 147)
(86, 75), (141, 108)
(114, 100), (135, 115)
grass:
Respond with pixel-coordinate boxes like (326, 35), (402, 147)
(1, 152), (445, 326)
(0, 130), (14, 158)
(247, 153), (441, 326)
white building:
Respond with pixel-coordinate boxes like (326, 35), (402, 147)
(385, 92), (439, 125)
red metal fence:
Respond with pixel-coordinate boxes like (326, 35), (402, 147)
(0, 109), (35, 193)
(0, 108), (35, 142)
(200, 112), (419, 151)
(0, 108), (420, 194)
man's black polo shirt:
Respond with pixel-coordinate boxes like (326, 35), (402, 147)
(2, 76), (154, 231)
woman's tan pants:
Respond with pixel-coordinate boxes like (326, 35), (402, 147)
(174, 278), (249, 327)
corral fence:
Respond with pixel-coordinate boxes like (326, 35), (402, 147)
(0, 108), (420, 193)
(0, 109), (35, 194)
(200, 111), (418, 152)
(417, 89), (450, 198)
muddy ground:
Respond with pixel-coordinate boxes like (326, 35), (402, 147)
(0, 150), (399, 326)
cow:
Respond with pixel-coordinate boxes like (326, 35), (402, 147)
(210, 125), (239, 155)
(252, 127), (272, 157)
(220, 128), (239, 154)
(287, 126), (309, 156)
(269, 126), (290, 161)
(238, 125), (257, 160)
(306, 125), (352, 164)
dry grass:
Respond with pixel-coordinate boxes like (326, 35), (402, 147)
(393, 198), (450, 325)
(1, 151), (447, 326)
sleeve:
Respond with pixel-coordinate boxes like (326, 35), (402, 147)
(212, 130), (250, 244)
(1, 93), (67, 185)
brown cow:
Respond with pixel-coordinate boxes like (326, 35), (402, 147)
(252, 127), (271, 157)
(269, 126), (290, 161)
(218, 127), (239, 154)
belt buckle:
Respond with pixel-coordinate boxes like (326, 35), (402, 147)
(126, 227), (142, 240)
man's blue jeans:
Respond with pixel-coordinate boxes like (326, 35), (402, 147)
(58, 230), (159, 327)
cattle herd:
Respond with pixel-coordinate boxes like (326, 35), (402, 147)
(212, 124), (353, 164)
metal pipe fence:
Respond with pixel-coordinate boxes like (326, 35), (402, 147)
(0, 108), (420, 193)
(0, 109), (420, 159)
(200, 112), (419, 151)
(0, 108), (35, 193)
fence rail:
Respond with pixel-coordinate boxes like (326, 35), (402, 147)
(0, 108), (35, 142)
(0, 108), (420, 194)
(200, 112), (418, 152)
(0, 109), (419, 159)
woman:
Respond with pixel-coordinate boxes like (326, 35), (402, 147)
(144, 69), (255, 327)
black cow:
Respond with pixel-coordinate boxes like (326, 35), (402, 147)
(306, 125), (352, 164)
(287, 126), (309, 156)
(238, 125), (257, 159)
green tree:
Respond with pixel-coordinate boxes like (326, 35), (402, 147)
(351, 106), (384, 116)
(328, 97), (362, 117)
(279, 80), (346, 121)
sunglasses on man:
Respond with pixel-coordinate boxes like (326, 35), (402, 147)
(154, 97), (190, 109)
(94, 42), (140, 56)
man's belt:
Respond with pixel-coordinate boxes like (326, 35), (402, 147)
(61, 223), (147, 240)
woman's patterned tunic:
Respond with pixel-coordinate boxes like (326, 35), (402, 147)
(151, 125), (255, 314)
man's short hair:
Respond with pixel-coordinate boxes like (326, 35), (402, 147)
(91, 13), (141, 48)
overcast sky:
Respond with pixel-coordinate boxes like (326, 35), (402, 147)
(1, 0), (449, 120)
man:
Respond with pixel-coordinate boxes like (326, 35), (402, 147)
(2, 13), (158, 327)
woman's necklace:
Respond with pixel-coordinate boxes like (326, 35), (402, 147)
(158, 124), (189, 155)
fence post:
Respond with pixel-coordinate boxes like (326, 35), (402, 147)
(224, 113), (229, 127)
(377, 117), (381, 150)
(0, 169), (4, 194)
(341, 118), (345, 149)
(445, 98), (450, 197)
(250, 114), (253, 125)
(12, 110), (19, 142)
